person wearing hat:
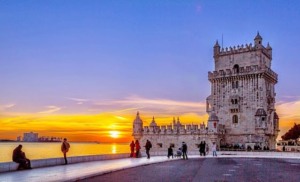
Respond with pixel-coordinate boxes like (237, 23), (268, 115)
(182, 142), (188, 160)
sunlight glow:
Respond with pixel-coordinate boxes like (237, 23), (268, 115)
(109, 131), (120, 138)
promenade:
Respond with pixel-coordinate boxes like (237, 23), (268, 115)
(0, 152), (300, 182)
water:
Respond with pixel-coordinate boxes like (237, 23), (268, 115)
(0, 142), (129, 163)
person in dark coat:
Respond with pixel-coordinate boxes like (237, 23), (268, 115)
(167, 145), (173, 159)
(130, 141), (135, 157)
(145, 140), (152, 159)
(61, 138), (70, 164)
(182, 142), (188, 160)
(135, 140), (141, 158)
(203, 141), (206, 156)
(199, 141), (203, 156)
(12, 145), (31, 170)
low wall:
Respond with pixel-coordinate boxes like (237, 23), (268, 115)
(1, 151), (300, 173)
(0, 153), (129, 173)
(141, 150), (300, 158)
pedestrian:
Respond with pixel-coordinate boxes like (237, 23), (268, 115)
(130, 140), (135, 157)
(199, 141), (203, 156)
(135, 140), (141, 158)
(12, 144), (32, 170)
(182, 142), (188, 160)
(283, 145), (286, 152)
(203, 141), (206, 156)
(212, 142), (217, 157)
(61, 138), (70, 164)
(145, 139), (152, 159)
(205, 142), (209, 155)
(167, 145), (173, 159)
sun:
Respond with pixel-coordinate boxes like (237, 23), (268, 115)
(109, 131), (120, 138)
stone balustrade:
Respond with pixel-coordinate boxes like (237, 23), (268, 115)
(0, 153), (129, 173)
(208, 65), (278, 81)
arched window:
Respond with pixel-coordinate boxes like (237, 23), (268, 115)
(232, 115), (238, 124)
(232, 81), (239, 89)
(233, 64), (240, 73)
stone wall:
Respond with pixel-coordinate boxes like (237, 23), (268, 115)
(0, 153), (129, 173)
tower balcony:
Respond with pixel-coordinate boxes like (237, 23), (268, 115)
(208, 65), (278, 83)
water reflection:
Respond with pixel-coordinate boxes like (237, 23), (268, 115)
(0, 142), (129, 162)
(112, 144), (117, 154)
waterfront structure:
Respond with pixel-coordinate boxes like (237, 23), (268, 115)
(133, 33), (280, 152)
(23, 132), (38, 142)
(38, 136), (62, 142)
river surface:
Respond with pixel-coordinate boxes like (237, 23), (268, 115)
(0, 142), (129, 162)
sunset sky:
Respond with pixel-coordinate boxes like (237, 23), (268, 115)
(1, 1), (300, 142)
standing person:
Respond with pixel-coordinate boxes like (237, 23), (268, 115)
(61, 138), (70, 164)
(205, 142), (209, 155)
(130, 141), (135, 157)
(182, 142), (188, 160)
(145, 139), (152, 159)
(167, 145), (173, 159)
(212, 142), (217, 157)
(12, 145), (31, 170)
(203, 141), (206, 156)
(199, 141), (203, 156)
(135, 140), (141, 158)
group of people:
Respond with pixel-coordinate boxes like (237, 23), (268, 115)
(131, 140), (218, 159)
(130, 139), (152, 159)
(199, 141), (217, 157)
(12, 138), (71, 170)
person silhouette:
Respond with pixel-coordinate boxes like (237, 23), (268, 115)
(61, 138), (70, 164)
(12, 145), (31, 170)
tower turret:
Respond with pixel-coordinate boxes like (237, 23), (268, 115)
(266, 42), (272, 59)
(255, 108), (267, 129)
(213, 40), (220, 58)
(133, 111), (143, 140)
(254, 32), (263, 48)
(207, 113), (219, 133)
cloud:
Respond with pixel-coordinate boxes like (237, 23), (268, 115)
(66, 97), (89, 105)
(39, 106), (62, 114)
(92, 96), (206, 116)
(0, 104), (15, 111)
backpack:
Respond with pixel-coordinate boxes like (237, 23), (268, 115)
(149, 142), (152, 148)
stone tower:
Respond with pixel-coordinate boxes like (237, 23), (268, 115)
(206, 33), (280, 149)
(133, 111), (143, 140)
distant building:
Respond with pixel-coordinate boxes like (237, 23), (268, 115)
(38, 136), (62, 142)
(23, 132), (39, 142)
(16, 136), (21, 141)
(133, 33), (280, 152)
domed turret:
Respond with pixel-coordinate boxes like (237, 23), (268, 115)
(150, 116), (157, 127)
(208, 113), (219, 121)
(254, 32), (263, 48)
(214, 40), (220, 57)
(133, 111), (143, 139)
(208, 113), (219, 133)
(255, 108), (267, 116)
(255, 108), (267, 128)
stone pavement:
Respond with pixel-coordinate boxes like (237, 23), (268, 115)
(0, 153), (300, 182)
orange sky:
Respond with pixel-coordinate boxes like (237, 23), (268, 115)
(0, 97), (299, 142)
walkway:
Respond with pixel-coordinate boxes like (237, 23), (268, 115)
(0, 154), (299, 182)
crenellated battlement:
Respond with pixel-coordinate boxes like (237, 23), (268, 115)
(214, 33), (272, 59)
(208, 64), (278, 82)
(216, 43), (272, 59)
(142, 122), (209, 135)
